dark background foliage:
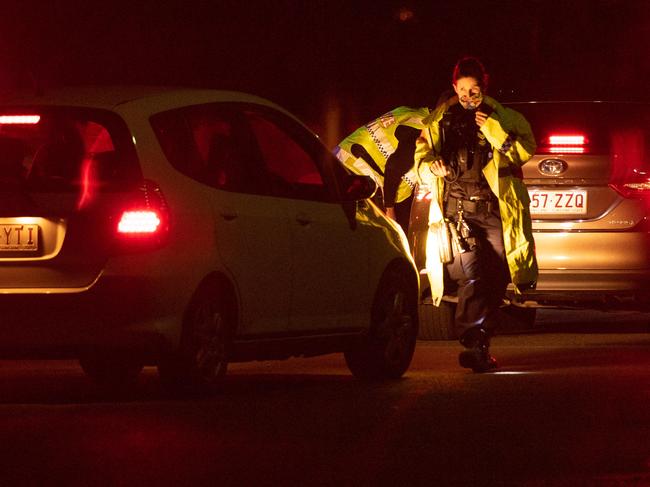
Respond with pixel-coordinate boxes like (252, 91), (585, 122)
(1, 0), (647, 146)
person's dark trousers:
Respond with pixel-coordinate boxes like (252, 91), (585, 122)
(445, 203), (509, 342)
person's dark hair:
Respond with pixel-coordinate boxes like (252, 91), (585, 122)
(452, 56), (489, 90)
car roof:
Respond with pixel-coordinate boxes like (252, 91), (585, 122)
(0, 85), (291, 114)
(504, 100), (649, 105)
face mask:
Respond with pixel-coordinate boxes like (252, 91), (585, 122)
(460, 90), (483, 110)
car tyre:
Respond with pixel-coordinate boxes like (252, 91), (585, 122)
(158, 284), (232, 394)
(344, 267), (418, 380)
(418, 300), (457, 340)
(79, 353), (144, 387)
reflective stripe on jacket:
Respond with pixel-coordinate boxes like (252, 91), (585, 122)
(334, 106), (430, 204)
(416, 95), (538, 305)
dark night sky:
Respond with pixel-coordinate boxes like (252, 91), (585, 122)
(0, 0), (648, 145)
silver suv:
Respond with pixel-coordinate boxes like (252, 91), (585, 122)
(0, 87), (419, 389)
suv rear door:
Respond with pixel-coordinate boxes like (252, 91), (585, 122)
(0, 107), (141, 291)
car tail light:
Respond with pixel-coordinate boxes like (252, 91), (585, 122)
(118, 211), (162, 234)
(0, 114), (41, 124)
(609, 130), (649, 198)
(609, 169), (650, 198)
(113, 180), (170, 252)
(547, 134), (588, 154)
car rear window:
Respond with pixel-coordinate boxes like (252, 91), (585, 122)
(507, 102), (650, 160)
(0, 107), (140, 193)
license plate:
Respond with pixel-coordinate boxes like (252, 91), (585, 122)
(529, 190), (587, 214)
(0, 224), (39, 251)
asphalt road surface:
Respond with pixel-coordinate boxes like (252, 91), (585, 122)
(0, 310), (648, 486)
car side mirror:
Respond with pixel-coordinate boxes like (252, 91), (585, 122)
(340, 174), (377, 202)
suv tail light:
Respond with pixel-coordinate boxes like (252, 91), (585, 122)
(609, 169), (650, 198)
(118, 211), (162, 234)
(113, 180), (170, 252)
(609, 130), (649, 198)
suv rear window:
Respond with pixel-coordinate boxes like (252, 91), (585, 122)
(0, 107), (140, 193)
(508, 102), (650, 158)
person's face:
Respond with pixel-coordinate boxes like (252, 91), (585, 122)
(453, 76), (482, 109)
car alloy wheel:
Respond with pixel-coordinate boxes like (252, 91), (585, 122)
(189, 297), (229, 383)
(158, 284), (232, 393)
(344, 267), (418, 380)
(377, 290), (414, 369)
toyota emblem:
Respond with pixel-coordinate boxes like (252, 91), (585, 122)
(538, 158), (568, 176)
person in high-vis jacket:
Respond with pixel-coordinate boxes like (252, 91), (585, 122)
(416, 57), (538, 372)
(334, 106), (430, 230)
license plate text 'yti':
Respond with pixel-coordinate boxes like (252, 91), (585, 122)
(0, 224), (39, 251)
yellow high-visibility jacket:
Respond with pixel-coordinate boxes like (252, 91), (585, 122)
(334, 106), (430, 204)
(416, 95), (538, 305)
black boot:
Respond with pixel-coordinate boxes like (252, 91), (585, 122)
(458, 327), (498, 373)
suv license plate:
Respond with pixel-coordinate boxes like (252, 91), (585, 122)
(529, 190), (587, 215)
(0, 224), (39, 251)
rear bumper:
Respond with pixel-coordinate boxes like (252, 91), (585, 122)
(0, 276), (184, 359)
(508, 269), (650, 310)
(535, 269), (650, 293)
(533, 231), (650, 270)
(527, 228), (650, 307)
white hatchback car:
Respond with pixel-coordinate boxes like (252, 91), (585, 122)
(0, 87), (419, 390)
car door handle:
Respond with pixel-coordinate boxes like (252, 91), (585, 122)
(295, 213), (312, 226)
(219, 209), (238, 221)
